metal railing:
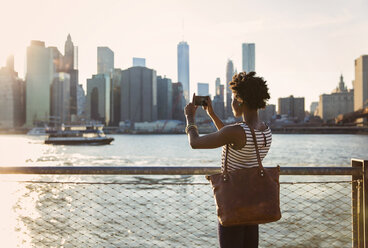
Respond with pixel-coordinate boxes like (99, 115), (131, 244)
(0, 159), (366, 248)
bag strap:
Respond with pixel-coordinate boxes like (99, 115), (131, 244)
(222, 125), (265, 179)
(249, 126), (265, 175)
(223, 144), (229, 174)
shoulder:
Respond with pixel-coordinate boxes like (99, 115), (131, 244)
(221, 123), (245, 134)
(220, 123), (246, 148)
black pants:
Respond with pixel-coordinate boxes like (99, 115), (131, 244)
(218, 222), (259, 248)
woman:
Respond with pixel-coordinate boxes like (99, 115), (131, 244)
(184, 71), (272, 248)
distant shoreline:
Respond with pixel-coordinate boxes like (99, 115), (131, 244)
(1, 126), (368, 135)
(270, 126), (368, 135)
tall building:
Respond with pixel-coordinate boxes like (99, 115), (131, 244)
(0, 57), (25, 128)
(218, 85), (225, 102)
(213, 94), (225, 120)
(76, 84), (86, 117)
(133, 57), (146, 67)
(111, 69), (123, 126)
(278, 95), (305, 122)
(120, 67), (157, 123)
(225, 60), (234, 118)
(157, 76), (173, 120)
(172, 82), (185, 121)
(197, 83), (209, 96)
(50, 73), (70, 124)
(25, 40), (57, 127)
(62, 34), (79, 118)
(97, 47), (114, 75)
(215, 77), (221, 96)
(64, 34), (74, 71)
(354, 55), (368, 124)
(242, 43), (255, 73)
(6, 55), (14, 71)
(177, 41), (190, 103)
(86, 74), (111, 125)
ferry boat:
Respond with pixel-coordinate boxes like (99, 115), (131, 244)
(45, 124), (114, 145)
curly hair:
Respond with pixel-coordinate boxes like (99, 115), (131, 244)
(229, 71), (270, 110)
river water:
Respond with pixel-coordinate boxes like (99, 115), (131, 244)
(0, 134), (367, 247)
(1, 134), (367, 167)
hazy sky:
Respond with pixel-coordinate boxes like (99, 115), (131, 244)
(1, 0), (367, 109)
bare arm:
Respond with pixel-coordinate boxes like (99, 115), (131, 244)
(208, 112), (224, 130)
(185, 99), (244, 149)
(203, 97), (224, 130)
(186, 123), (243, 149)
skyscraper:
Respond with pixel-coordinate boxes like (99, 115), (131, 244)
(177, 41), (190, 103)
(64, 34), (74, 71)
(51, 73), (70, 124)
(242, 43), (255, 73)
(354, 55), (368, 124)
(6, 55), (14, 71)
(111, 69), (123, 126)
(97, 47), (114, 75)
(76, 84), (86, 117)
(197, 83), (209, 96)
(0, 57), (25, 128)
(225, 60), (234, 118)
(157, 76), (173, 120)
(172, 82), (185, 121)
(25, 40), (56, 127)
(120, 67), (157, 123)
(62, 34), (79, 117)
(133, 57), (146, 67)
(215, 77), (221, 96)
(86, 74), (111, 125)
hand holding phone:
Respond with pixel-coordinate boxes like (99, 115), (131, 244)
(193, 96), (209, 106)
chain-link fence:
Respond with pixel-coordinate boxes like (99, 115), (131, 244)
(0, 163), (366, 248)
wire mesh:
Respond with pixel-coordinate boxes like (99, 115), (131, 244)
(0, 176), (354, 248)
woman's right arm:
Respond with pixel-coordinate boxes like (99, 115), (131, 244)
(209, 112), (225, 130)
(204, 97), (225, 130)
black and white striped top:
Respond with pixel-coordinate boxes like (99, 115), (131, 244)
(221, 123), (272, 172)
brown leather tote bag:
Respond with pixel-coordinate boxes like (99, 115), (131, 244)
(206, 127), (281, 226)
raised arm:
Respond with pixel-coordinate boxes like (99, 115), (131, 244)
(184, 97), (244, 149)
(203, 96), (225, 130)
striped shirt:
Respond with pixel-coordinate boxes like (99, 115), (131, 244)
(221, 122), (272, 172)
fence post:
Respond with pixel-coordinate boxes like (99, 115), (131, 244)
(363, 159), (368, 248)
(352, 159), (368, 248)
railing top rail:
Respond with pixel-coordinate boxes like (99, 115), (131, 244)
(0, 166), (362, 176)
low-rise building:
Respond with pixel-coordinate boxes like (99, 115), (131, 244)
(259, 104), (276, 124)
(278, 95), (305, 122)
(317, 75), (354, 122)
(310, 102), (319, 116)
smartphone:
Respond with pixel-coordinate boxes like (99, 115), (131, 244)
(194, 96), (209, 106)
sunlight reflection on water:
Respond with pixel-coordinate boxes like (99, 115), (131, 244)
(0, 134), (367, 247)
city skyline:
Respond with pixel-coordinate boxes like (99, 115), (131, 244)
(1, 0), (368, 109)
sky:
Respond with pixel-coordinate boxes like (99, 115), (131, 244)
(1, 0), (367, 110)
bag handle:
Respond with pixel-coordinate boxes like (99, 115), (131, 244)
(249, 126), (265, 176)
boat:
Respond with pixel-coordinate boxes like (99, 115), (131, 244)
(27, 127), (48, 136)
(45, 124), (114, 145)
